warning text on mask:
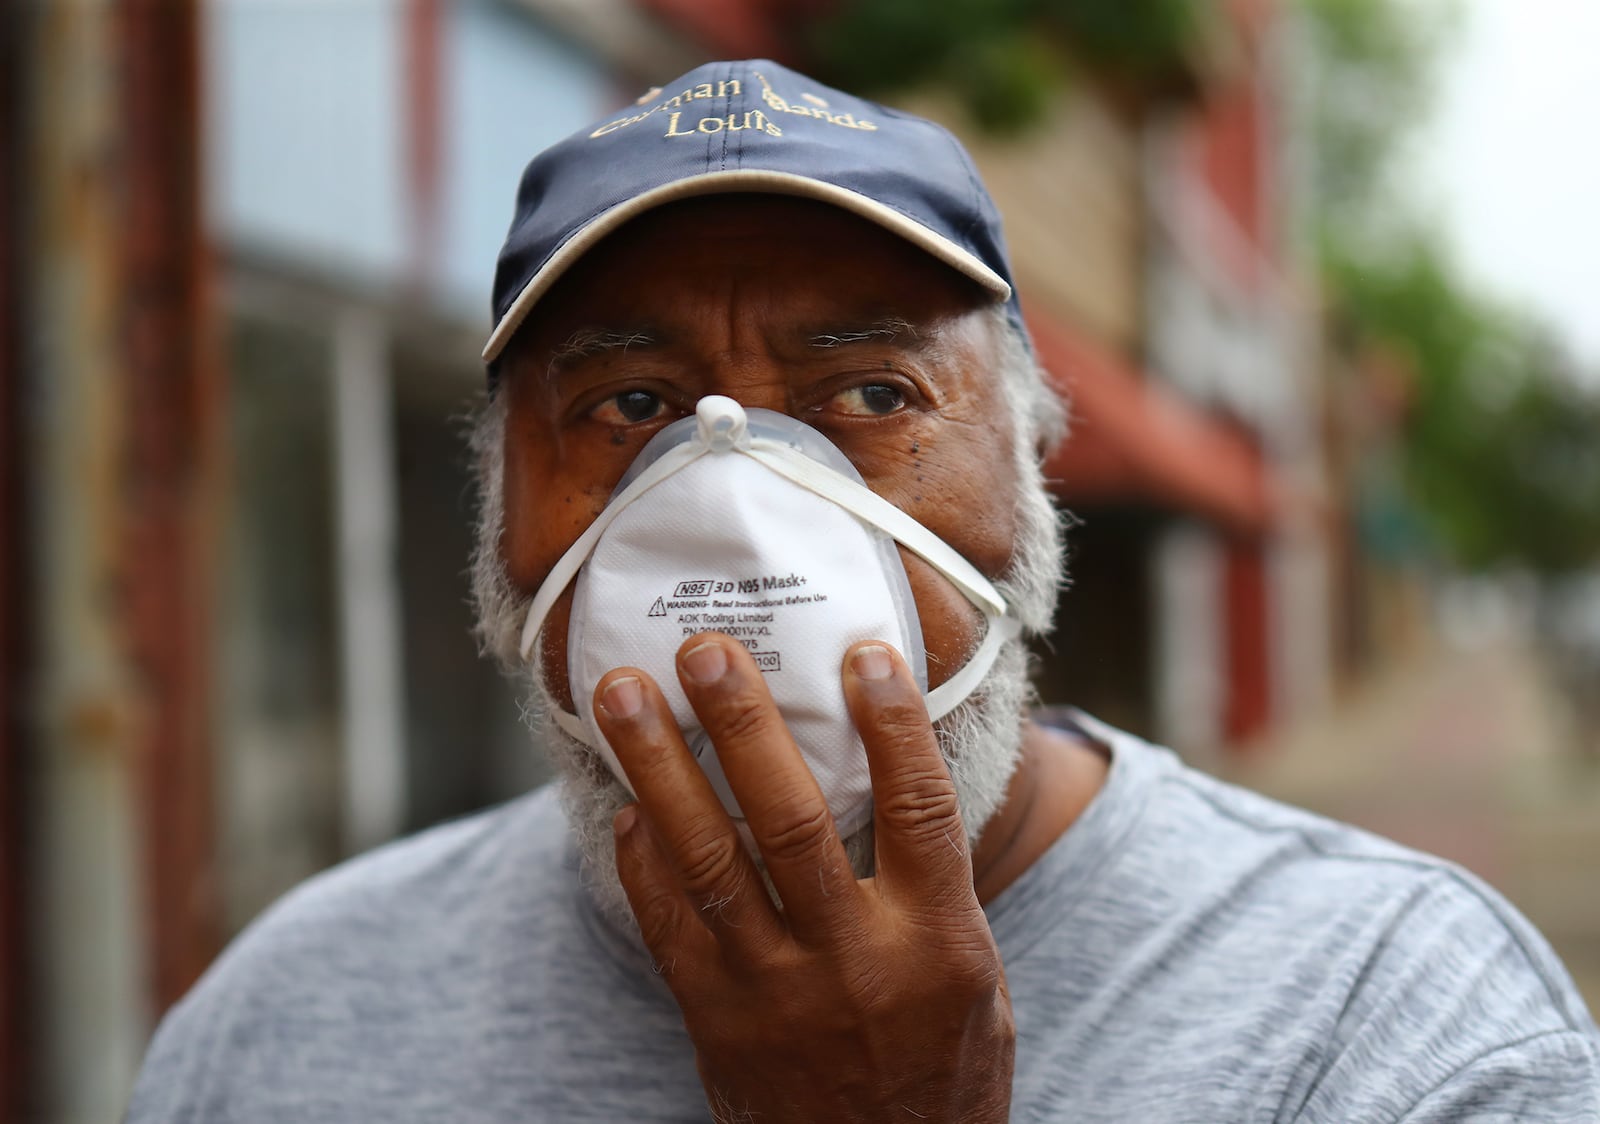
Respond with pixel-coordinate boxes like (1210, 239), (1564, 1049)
(654, 573), (826, 671)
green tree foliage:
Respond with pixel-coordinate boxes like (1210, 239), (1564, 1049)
(1304, 0), (1600, 572)
(1329, 237), (1600, 571)
(807, 0), (1204, 131)
(1301, 0), (1455, 244)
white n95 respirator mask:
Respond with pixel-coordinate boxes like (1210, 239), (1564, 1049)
(520, 395), (1019, 837)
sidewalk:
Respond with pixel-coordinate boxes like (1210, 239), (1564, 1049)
(1216, 633), (1600, 1015)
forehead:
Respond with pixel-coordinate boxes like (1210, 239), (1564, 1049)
(504, 195), (994, 365)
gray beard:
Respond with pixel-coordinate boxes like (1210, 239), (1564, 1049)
(493, 463), (1064, 930)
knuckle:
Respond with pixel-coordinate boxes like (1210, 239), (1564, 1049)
(927, 918), (1005, 990)
(675, 822), (744, 897)
(863, 699), (935, 749)
(878, 765), (963, 836)
(757, 804), (835, 866)
(615, 847), (691, 955)
(994, 993), (1018, 1043)
(625, 737), (684, 787)
(632, 886), (688, 953)
(706, 694), (776, 747)
(835, 931), (1000, 1019)
(943, 942), (1003, 996)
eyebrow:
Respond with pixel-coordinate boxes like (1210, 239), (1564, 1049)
(807, 317), (919, 350)
(545, 327), (657, 380)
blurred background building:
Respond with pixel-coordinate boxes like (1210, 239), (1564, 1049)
(2, 1), (1596, 1120)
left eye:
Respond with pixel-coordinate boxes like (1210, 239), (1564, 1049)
(832, 384), (906, 416)
(591, 390), (664, 426)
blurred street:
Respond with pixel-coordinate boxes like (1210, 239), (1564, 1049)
(1220, 626), (1600, 1014)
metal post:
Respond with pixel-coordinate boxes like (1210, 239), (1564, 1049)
(30, 3), (159, 1117)
(119, 0), (223, 1010)
(333, 307), (408, 854)
(0, 0), (30, 1114)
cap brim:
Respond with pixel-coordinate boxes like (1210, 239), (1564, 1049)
(481, 169), (1012, 363)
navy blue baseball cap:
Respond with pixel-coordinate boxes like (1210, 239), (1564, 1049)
(484, 58), (1020, 365)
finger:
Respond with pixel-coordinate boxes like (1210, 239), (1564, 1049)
(612, 803), (714, 985)
(842, 642), (974, 899)
(676, 634), (864, 935)
(594, 667), (781, 946)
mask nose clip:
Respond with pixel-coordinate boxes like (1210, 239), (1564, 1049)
(696, 395), (749, 453)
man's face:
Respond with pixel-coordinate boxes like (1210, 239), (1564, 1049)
(497, 194), (1024, 709)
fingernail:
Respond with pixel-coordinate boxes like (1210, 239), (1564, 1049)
(614, 803), (639, 838)
(852, 644), (893, 681)
(681, 641), (728, 685)
(600, 675), (642, 719)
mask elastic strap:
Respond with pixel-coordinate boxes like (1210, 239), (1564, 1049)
(743, 439), (1009, 617)
(518, 440), (709, 661)
(743, 438), (1021, 721)
(550, 707), (595, 747)
(924, 614), (1020, 721)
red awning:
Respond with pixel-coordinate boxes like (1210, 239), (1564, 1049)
(1031, 316), (1274, 536)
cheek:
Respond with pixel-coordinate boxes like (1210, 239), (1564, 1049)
(502, 470), (602, 589)
(874, 427), (1020, 688)
(900, 553), (985, 688)
(502, 436), (606, 714)
(538, 594), (578, 712)
(504, 488), (588, 711)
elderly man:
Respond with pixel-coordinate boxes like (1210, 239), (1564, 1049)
(129, 60), (1598, 1122)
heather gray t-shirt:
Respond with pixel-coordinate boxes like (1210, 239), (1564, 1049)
(127, 716), (1600, 1122)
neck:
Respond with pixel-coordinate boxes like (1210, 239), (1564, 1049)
(969, 718), (1110, 904)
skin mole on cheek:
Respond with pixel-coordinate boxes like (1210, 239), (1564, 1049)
(610, 430), (628, 446)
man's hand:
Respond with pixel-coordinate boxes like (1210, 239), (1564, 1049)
(592, 633), (1014, 1124)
